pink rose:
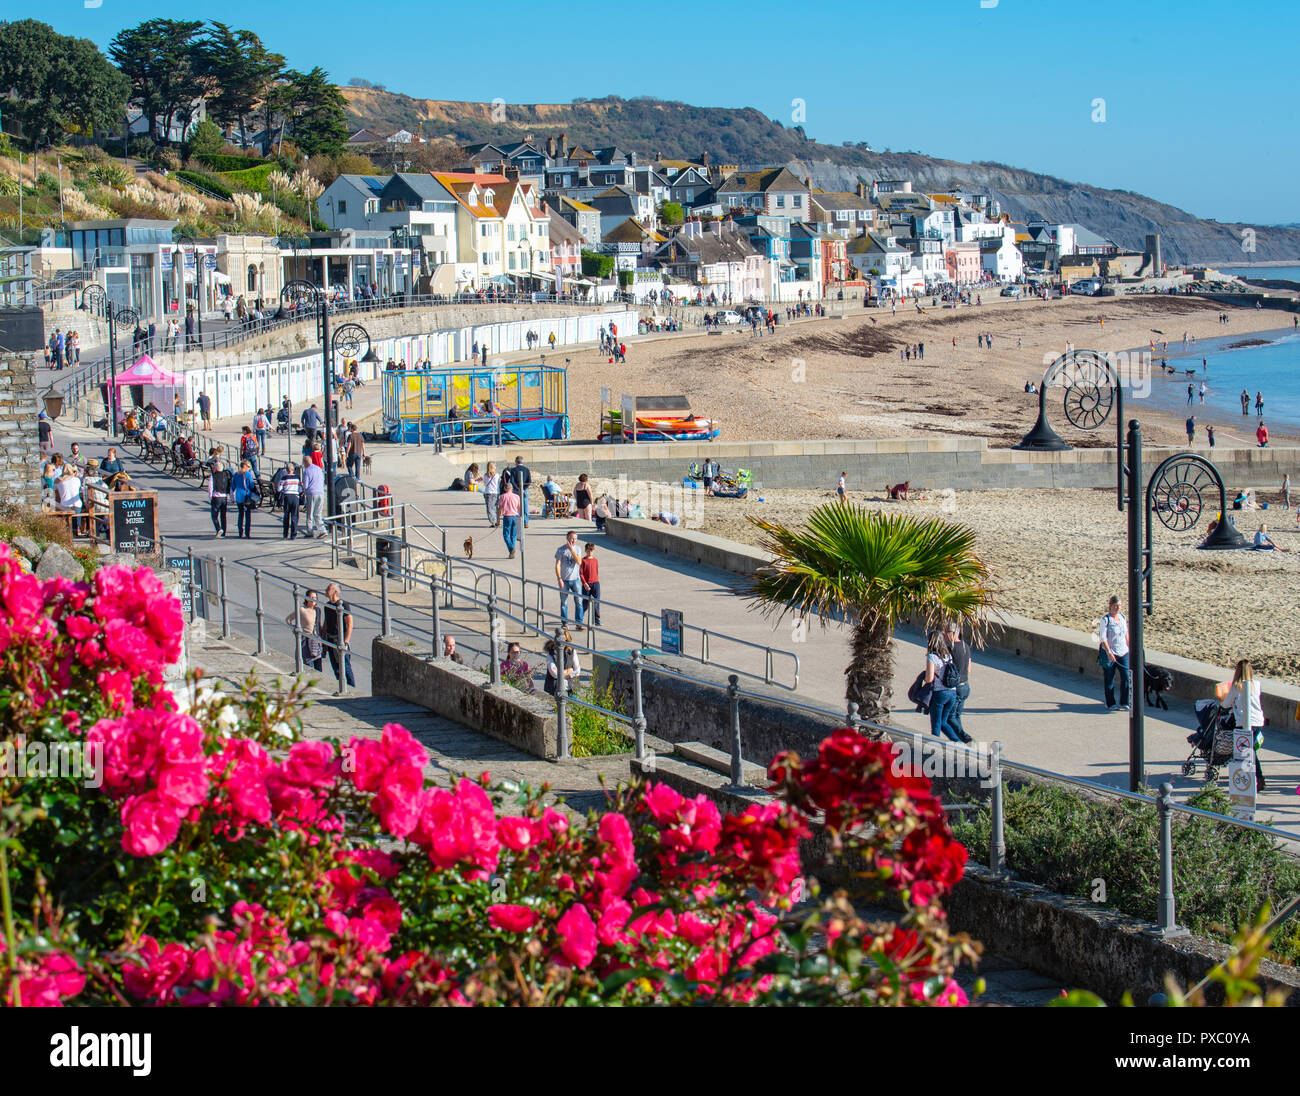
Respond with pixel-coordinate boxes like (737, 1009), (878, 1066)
(488, 904), (539, 933)
(556, 904), (597, 969)
(598, 812), (636, 867)
(282, 741), (340, 788)
(155, 762), (210, 809)
(642, 782), (684, 821)
(498, 815), (540, 852)
(120, 792), (182, 856)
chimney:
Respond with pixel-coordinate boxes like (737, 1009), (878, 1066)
(857, 181), (866, 198)
(560, 132), (567, 153)
(525, 133), (534, 144)
(546, 136), (556, 157)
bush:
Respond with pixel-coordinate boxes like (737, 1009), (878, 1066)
(0, 547), (976, 1006)
(569, 679), (631, 757)
(150, 149), (181, 173)
(183, 121), (226, 160)
(175, 170), (233, 200)
(951, 783), (1300, 964)
(217, 163), (277, 192)
(581, 249), (614, 278)
(78, 145), (109, 166)
(198, 153), (271, 174)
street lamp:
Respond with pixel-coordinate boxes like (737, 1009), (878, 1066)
(105, 305), (138, 439)
(330, 321), (372, 510)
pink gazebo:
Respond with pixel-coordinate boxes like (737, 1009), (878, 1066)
(110, 355), (185, 422)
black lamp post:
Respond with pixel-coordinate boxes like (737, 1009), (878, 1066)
(106, 305), (138, 440)
(1014, 348), (1124, 455)
(330, 321), (372, 513)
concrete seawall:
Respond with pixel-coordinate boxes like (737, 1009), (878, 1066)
(603, 518), (1300, 737)
(443, 436), (1298, 493)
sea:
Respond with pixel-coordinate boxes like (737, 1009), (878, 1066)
(1141, 325), (1300, 432)
(1217, 264), (1300, 284)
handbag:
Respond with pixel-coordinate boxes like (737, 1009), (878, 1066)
(906, 671), (933, 713)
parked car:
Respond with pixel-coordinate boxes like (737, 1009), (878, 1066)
(715, 310), (743, 325)
(1000, 286), (1022, 297)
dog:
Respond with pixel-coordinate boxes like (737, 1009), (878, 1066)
(1144, 664), (1173, 710)
(886, 481), (911, 501)
(463, 536), (474, 559)
(362, 454), (373, 474)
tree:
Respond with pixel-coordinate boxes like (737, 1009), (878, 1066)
(288, 67), (348, 158)
(660, 201), (684, 226)
(0, 20), (129, 149)
(745, 505), (995, 721)
(581, 249), (614, 278)
(184, 119), (225, 158)
(199, 23), (284, 149)
(109, 19), (206, 145)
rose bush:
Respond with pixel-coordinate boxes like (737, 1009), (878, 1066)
(0, 545), (976, 1006)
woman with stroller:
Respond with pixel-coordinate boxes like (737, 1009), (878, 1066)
(1224, 659), (1267, 791)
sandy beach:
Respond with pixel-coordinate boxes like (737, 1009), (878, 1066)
(566, 295), (1294, 447)
(669, 483), (1300, 687)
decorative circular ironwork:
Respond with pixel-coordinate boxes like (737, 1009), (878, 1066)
(331, 322), (369, 362)
(1064, 381), (1115, 430)
(113, 305), (139, 329)
(1149, 456), (1215, 532)
(81, 284), (107, 315)
(280, 279), (322, 310)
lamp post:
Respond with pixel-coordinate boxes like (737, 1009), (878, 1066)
(330, 321), (371, 508)
(106, 305), (138, 439)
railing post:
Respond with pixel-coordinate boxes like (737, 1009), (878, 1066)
(218, 557), (229, 639)
(631, 650), (647, 761)
(291, 582), (303, 674)
(727, 674), (743, 785)
(764, 647), (773, 685)
(846, 700), (859, 729)
(253, 568), (265, 655)
(642, 612), (651, 648)
(555, 627), (570, 760)
(379, 559), (391, 638)
(989, 741), (1006, 875)
(1155, 782), (1187, 936)
(430, 576), (441, 656)
(186, 546), (196, 625)
(330, 519), (338, 569)
(701, 628), (710, 665)
(488, 593), (501, 685)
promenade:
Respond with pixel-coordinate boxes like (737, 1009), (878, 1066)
(49, 379), (1300, 827)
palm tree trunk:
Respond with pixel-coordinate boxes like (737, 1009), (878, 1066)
(845, 617), (893, 725)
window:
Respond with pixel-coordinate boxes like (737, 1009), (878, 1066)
(481, 253), (488, 266)
(247, 264), (258, 292)
(507, 225), (515, 241)
(509, 254), (516, 270)
(338, 200), (347, 214)
(776, 195), (785, 208)
(793, 196), (802, 208)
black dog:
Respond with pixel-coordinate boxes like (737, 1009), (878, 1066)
(1144, 664), (1173, 710)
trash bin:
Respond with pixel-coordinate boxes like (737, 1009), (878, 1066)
(375, 537), (402, 576)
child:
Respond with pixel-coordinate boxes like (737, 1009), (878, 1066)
(580, 543), (601, 626)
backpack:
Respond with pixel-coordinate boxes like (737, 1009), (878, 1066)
(451, 477), (465, 491)
(941, 659), (961, 690)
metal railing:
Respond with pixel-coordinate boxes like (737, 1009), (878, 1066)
(133, 522), (1300, 938)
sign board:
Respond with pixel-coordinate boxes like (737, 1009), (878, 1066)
(621, 394), (636, 443)
(109, 490), (158, 555)
(165, 555), (206, 620)
(1229, 720), (1257, 821)
(600, 386), (610, 404)
(660, 609), (684, 656)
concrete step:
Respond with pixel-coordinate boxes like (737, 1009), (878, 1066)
(673, 739), (768, 785)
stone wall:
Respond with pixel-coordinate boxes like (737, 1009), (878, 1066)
(442, 436), (1298, 494)
(0, 354), (42, 509)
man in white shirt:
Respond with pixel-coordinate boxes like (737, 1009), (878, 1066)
(554, 529), (585, 624)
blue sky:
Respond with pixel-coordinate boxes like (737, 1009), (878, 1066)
(56, 0), (1298, 225)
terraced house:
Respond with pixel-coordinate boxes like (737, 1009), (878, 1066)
(714, 167), (810, 220)
(432, 172), (552, 292)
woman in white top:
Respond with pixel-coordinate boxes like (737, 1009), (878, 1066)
(53, 468), (85, 535)
(286, 589), (323, 671)
(482, 461), (501, 528)
(543, 631), (581, 696)
(1224, 659), (1266, 790)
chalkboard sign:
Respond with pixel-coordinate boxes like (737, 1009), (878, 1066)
(165, 555), (205, 619)
(110, 490), (158, 555)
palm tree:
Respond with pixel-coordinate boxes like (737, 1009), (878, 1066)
(746, 504), (996, 723)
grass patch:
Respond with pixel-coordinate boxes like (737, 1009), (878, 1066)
(570, 679), (632, 758)
(951, 782), (1300, 964)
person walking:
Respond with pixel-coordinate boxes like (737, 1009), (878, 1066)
(301, 459), (326, 537)
(508, 455), (532, 528)
(321, 583), (355, 688)
(239, 425), (260, 476)
(1283, 473), (1291, 511)
(498, 480), (521, 558)
(1186, 383), (1194, 406)
(1206, 424), (1216, 449)
(837, 471), (847, 502)
(554, 529), (585, 625)
(1255, 391), (1264, 417)
(1224, 659), (1266, 791)
(945, 620), (972, 741)
(1185, 415), (1196, 446)
(280, 463), (301, 539)
(1256, 421), (1269, 448)
(208, 458), (232, 538)
(1198, 381), (1207, 404)
(922, 632), (965, 743)
(197, 391), (212, 431)
(1241, 389), (1251, 416)
(345, 425), (365, 481)
(254, 408), (270, 456)
(580, 542), (601, 626)
(232, 459), (259, 539)
(482, 460), (500, 527)
(573, 473), (593, 520)
(1098, 595), (1130, 711)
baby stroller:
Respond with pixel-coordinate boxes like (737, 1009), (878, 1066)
(1182, 700), (1235, 782)
(275, 407), (291, 435)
